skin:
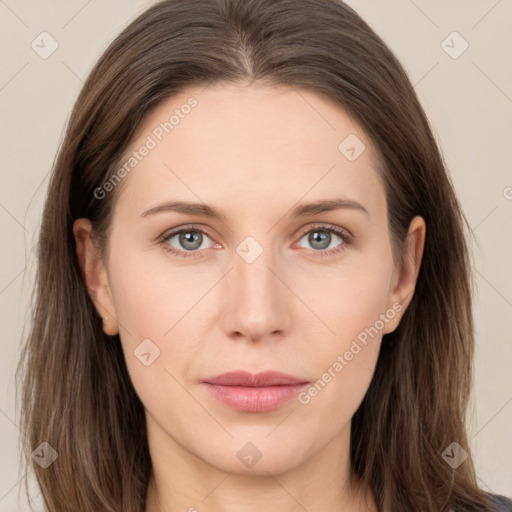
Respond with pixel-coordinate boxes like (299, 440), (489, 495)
(74, 83), (425, 512)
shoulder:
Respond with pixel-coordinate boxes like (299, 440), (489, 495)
(488, 493), (512, 511)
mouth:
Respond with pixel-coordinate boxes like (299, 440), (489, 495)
(201, 371), (309, 412)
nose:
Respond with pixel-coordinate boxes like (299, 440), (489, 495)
(221, 244), (292, 343)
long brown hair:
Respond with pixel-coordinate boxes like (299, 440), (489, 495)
(16, 0), (496, 510)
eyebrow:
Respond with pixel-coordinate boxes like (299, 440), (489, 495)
(140, 198), (369, 220)
(289, 198), (369, 218)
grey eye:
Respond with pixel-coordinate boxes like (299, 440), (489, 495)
(297, 229), (343, 251)
(166, 230), (210, 251)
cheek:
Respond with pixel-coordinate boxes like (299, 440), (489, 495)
(105, 246), (187, 391)
(294, 248), (394, 414)
(106, 242), (226, 409)
(108, 229), (394, 414)
(295, 246), (395, 343)
(109, 244), (209, 340)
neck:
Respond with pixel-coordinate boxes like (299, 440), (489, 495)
(144, 419), (377, 512)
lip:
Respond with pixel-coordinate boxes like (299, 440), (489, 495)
(201, 371), (309, 412)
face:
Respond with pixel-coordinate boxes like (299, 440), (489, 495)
(75, 82), (424, 477)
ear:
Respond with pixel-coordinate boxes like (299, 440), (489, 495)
(73, 218), (119, 336)
(383, 215), (426, 334)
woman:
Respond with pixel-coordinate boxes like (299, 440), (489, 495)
(16, 0), (512, 510)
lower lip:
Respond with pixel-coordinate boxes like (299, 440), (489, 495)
(202, 383), (308, 412)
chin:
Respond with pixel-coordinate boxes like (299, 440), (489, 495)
(197, 436), (311, 477)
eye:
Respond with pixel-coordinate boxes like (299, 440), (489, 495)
(295, 224), (353, 257)
(160, 225), (217, 258)
(159, 223), (353, 259)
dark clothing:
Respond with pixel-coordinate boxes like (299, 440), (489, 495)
(489, 493), (512, 511)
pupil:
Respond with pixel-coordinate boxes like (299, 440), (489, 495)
(310, 231), (330, 250)
(180, 231), (201, 250)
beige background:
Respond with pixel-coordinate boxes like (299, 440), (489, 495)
(1, 0), (511, 509)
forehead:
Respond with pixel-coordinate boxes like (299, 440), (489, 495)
(114, 82), (385, 219)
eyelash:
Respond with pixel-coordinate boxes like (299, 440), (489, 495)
(159, 223), (353, 259)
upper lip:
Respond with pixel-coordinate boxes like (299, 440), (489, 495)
(202, 371), (308, 387)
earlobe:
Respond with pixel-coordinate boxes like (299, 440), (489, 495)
(383, 215), (426, 334)
(101, 313), (119, 337)
(73, 218), (119, 336)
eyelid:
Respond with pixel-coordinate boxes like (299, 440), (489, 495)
(160, 223), (217, 242)
(292, 223), (354, 258)
(159, 222), (354, 258)
(295, 222), (354, 242)
(160, 223), (352, 244)
(158, 224), (219, 259)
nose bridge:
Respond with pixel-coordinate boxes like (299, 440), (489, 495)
(234, 245), (274, 296)
(222, 235), (290, 340)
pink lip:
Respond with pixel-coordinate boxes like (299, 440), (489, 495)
(201, 371), (309, 412)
